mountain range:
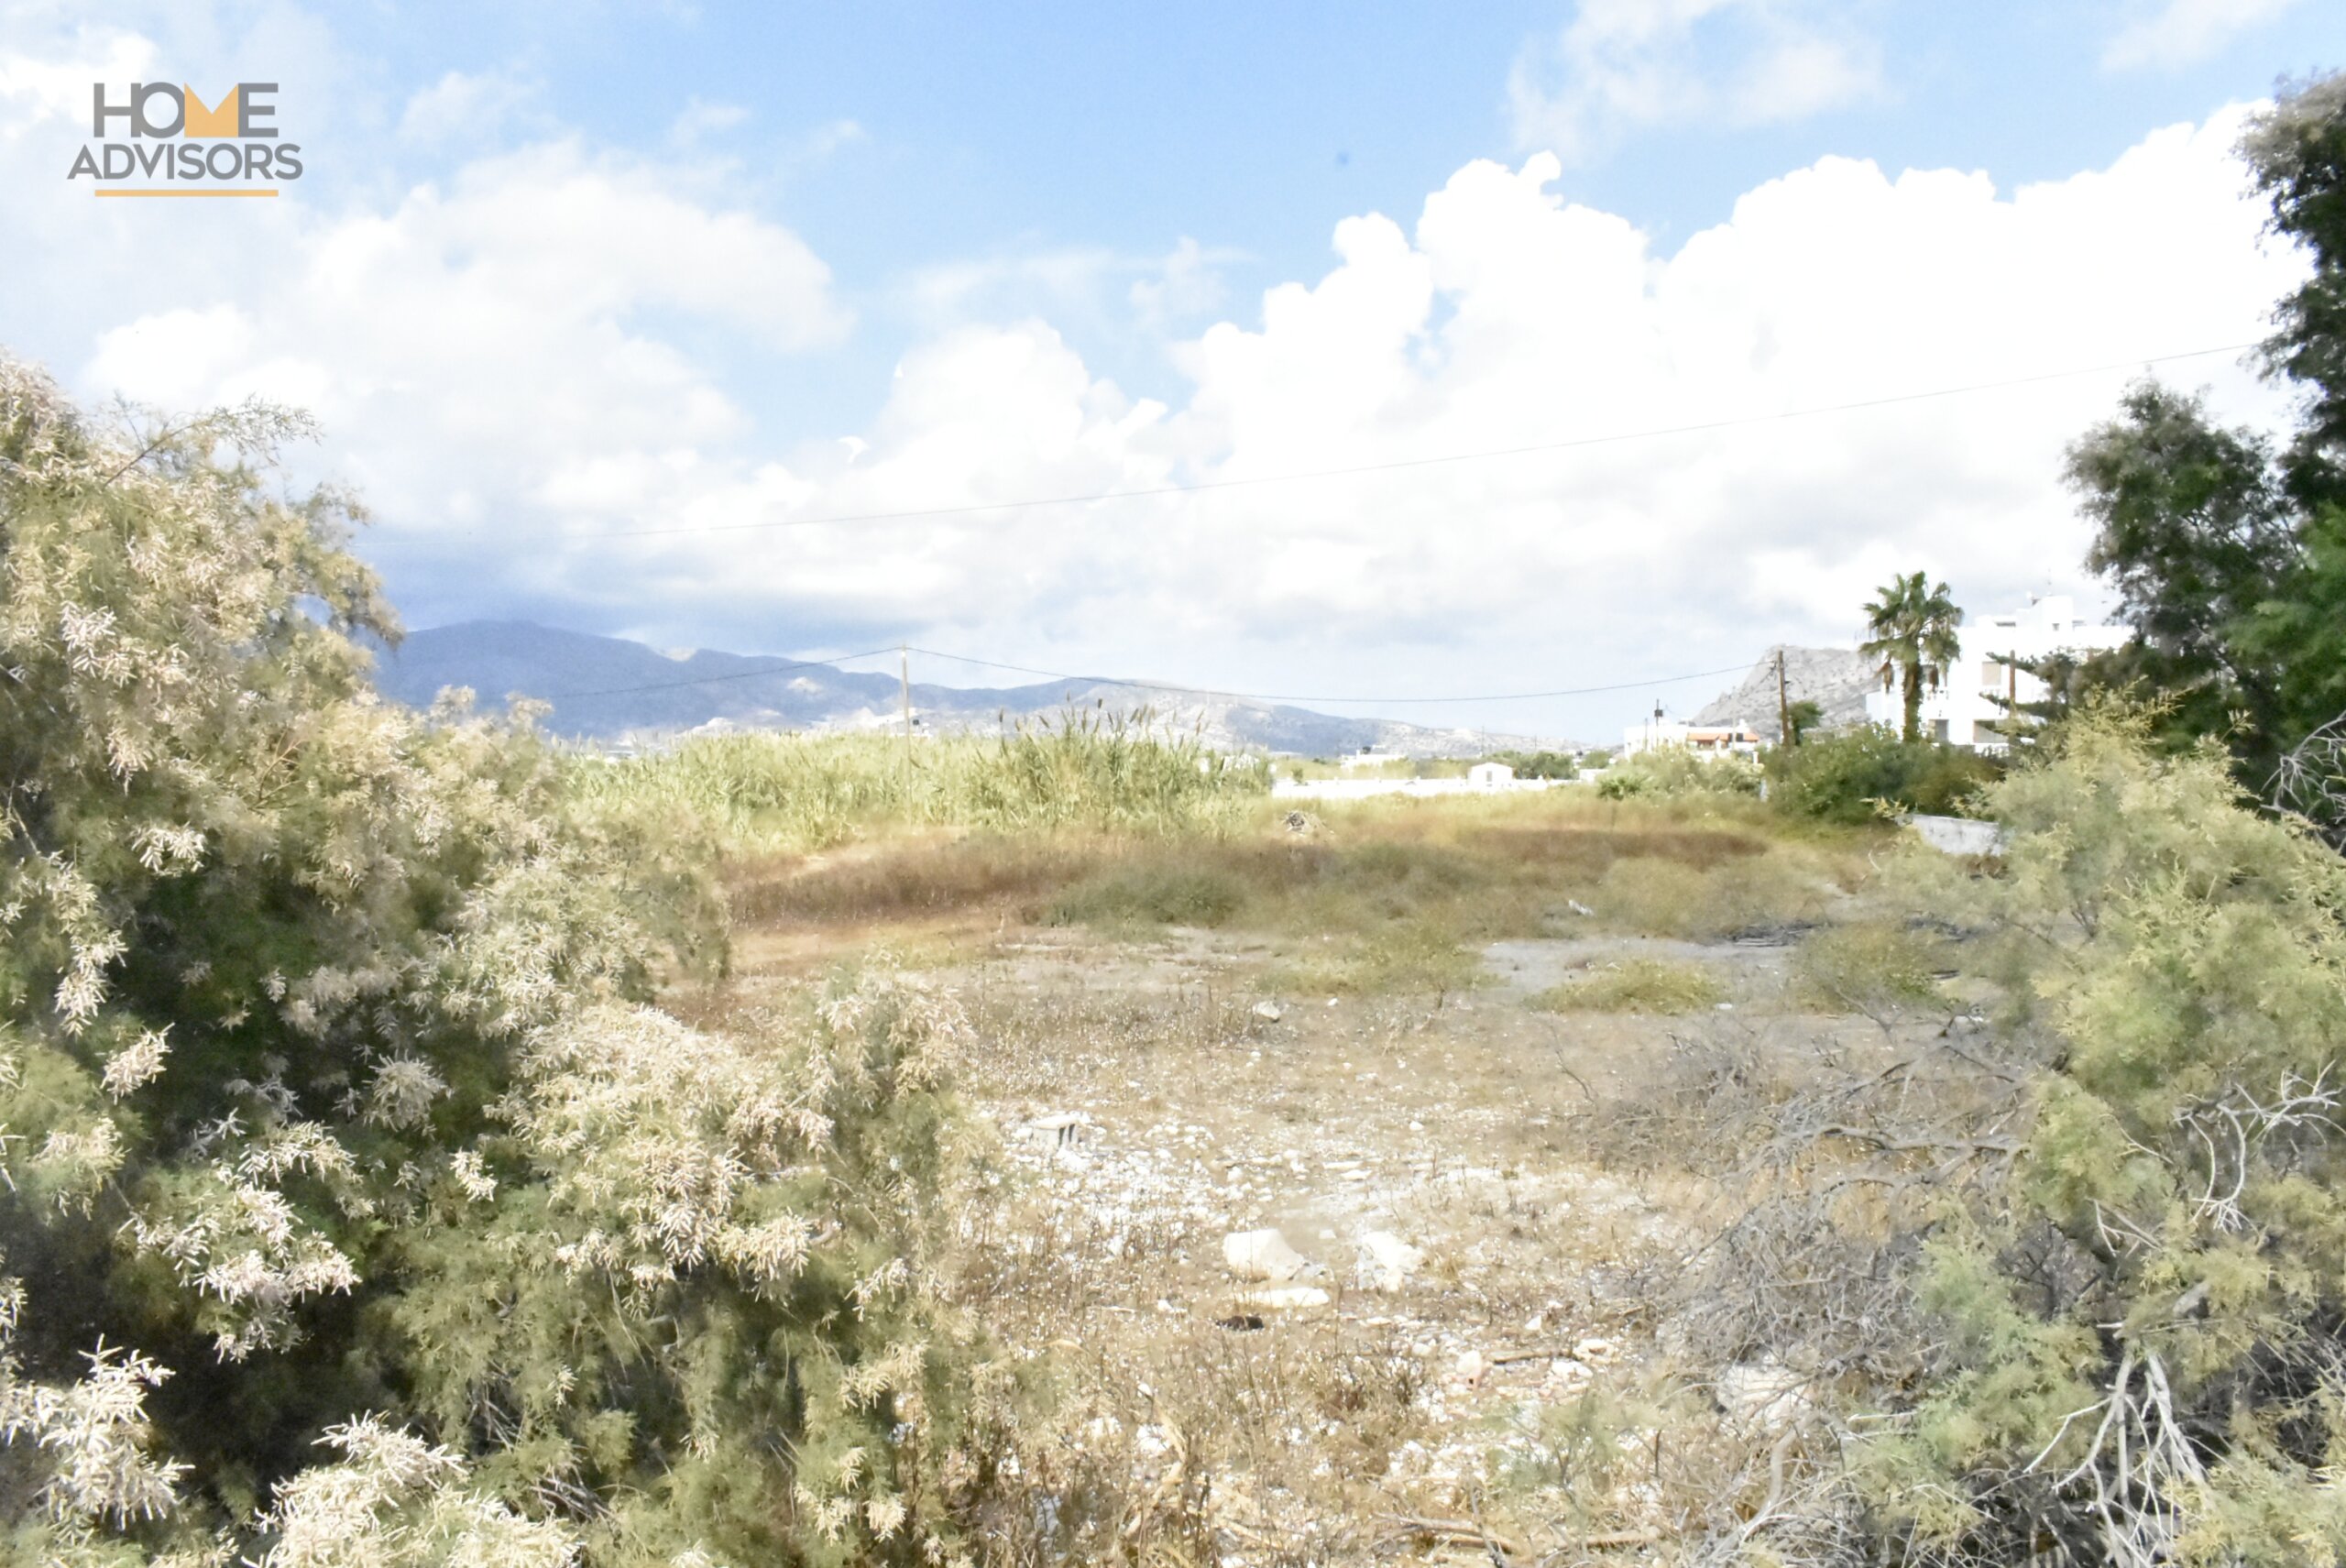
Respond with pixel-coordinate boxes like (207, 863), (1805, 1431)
(370, 621), (1584, 758)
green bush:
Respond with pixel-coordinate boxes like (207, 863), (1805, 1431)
(1767, 726), (2001, 824)
(1485, 749), (1580, 779)
(1596, 748), (1763, 800)
(0, 360), (992, 1566)
(1858, 710), (2346, 1562)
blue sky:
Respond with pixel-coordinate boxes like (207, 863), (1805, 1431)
(3, 0), (2342, 740)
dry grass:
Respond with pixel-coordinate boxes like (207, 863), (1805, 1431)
(1792, 920), (1948, 1016)
(1529, 959), (1727, 1014)
(680, 784), (1926, 1563)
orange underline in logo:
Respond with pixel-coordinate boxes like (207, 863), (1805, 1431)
(93, 187), (279, 198)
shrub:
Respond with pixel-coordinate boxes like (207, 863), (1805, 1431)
(1485, 749), (1579, 779)
(1858, 710), (2346, 1563)
(1597, 748), (1763, 799)
(0, 360), (991, 1565)
(1767, 726), (2001, 825)
(1529, 959), (1726, 1014)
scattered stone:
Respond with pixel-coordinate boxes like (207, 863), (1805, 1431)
(1453, 1349), (1486, 1386)
(1359, 1231), (1424, 1291)
(1251, 1001), (1283, 1023)
(1573, 1336), (1620, 1365)
(1544, 1357), (1594, 1393)
(1567, 899), (1595, 917)
(1223, 1227), (1307, 1281)
(1236, 1284), (1331, 1311)
(1215, 1312), (1268, 1332)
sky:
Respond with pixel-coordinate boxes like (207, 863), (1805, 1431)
(2, 0), (2342, 741)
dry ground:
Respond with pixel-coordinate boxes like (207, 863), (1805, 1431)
(675, 794), (1978, 1566)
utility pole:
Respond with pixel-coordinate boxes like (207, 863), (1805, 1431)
(900, 643), (913, 762)
(1775, 647), (1792, 747)
(2007, 647), (2019, 747)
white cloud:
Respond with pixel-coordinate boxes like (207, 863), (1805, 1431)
(0, 12), (2308, 736)
(1510, 0), (1883, 162)
(2103, 0), (2304, 71)
(667, 96), (750, 149)
(0, 22), (152, 143)
(902, 236), (1243, 335)
(397, 69), (548, 147)
(73, 135), (849, 595)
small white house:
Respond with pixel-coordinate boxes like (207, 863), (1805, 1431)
(1338, 747), (1407, 772)
(1465, 761), (1515, 790)
(1862, 595), (2128, 751)
(1619, 715), (1762, 759)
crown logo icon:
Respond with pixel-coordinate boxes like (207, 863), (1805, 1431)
(183, 86), (239, 137)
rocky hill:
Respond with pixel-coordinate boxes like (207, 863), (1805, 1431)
(371, 621), (1582, 758)
(1693, 645), (1880, 741)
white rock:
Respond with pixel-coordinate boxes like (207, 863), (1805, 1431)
(1573, 1336), (1620, 1365)
(1251, 1000), (1283, 1022)
(1023, 1111), (1092, 1148)
(1358, 1231), (1424, 1292)
(1453, 1349), (1486, 1386)
(1717, 1358), (1812, 1431)
(1544, 1357), (1593, 1392)
(1223, 1227), (1307, 1282)
(1236, 1283), (1331, 1311)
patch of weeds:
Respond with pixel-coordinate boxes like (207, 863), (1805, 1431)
(1046, 864), (1248, 928)
(1793, 920), (1945, 1014)
(1593, 851), (1831, 939)
(1529, 959), (1726, 1014)
(1274, 916), (1484, 998)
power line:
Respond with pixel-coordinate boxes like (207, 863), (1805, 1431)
(905, 645), (1754, 705)
(591, 341), (2258, 542)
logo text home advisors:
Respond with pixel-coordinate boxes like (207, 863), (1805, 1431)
(71, 83), (302, 194)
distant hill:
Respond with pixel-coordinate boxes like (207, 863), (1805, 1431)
(371, 621), (1583, 758)
(1693, 645), (1880, 742)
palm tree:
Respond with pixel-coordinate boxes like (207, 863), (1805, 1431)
(1859, 572), (1963, 744)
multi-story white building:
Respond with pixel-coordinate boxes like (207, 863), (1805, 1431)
(1861, 595), (2128, 751)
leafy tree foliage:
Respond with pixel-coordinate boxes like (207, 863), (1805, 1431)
(1866, 709), (2346, 1565)
(0, 360), (991, 1566)
(2065, 73), (2346, 792)
(1859, 572), (1963, 744)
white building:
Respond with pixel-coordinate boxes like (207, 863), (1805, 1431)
(1338, 747), (1408, 771)
(1861, 595), (2128, 751)
(1619, 713), (1763, 759)
(1465, 761), (1515, 789)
